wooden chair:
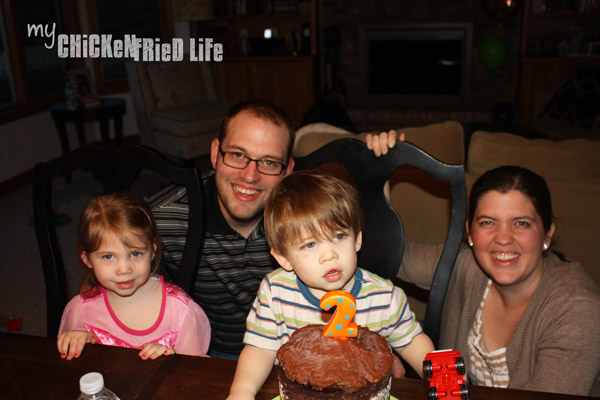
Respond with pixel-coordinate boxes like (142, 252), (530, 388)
(294, 138), (467, 347)
(33, 144), (205, 337)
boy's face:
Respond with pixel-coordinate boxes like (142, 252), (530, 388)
(271, 227), (362, 298)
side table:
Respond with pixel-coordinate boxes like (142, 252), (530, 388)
(50, 97), (126, 157)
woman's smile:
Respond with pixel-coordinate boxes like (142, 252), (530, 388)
(468, 189), (553, 288)
(491, 251), (520, 262)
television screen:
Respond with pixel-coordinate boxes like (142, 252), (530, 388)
(369, 39), (462, 95)
(360, 23), (472, 106)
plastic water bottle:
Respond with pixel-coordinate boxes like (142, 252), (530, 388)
(77, 372), (120, 400)
(65, 81), (78, 110)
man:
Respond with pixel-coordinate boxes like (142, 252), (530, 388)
(149, 100), (397, 359)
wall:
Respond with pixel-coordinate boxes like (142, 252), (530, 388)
(1, 1), (523, 183)
(319, 0), (523, 130)
(0, 17), (190, 186)
(0, 93), (137, 185)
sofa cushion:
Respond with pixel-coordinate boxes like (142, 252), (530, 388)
(152, 101), (231, 137)
(548, 178), (600, 286)
(293, 123), (356, 157)
(467, 131), (600, 179)
(152, 129), (217, 160)
(150, 101), (232, 159)
(395, 120), (465, 164)
(146, 62), (208, 111)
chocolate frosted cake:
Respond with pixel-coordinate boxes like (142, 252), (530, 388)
(277, 324), (395, 400)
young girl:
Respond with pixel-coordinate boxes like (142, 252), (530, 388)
(57, 191), (210, 360)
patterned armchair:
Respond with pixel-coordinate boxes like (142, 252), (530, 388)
(126, 60), (233, 163)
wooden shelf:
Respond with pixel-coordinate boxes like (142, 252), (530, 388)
(210, 0), (319, 127)
(517, 0), (600, 128)
(216, 13), (311, 21)
(522, 56), (600, 61)
(220, 55), (313, 61)
(529, 11), (600, 17)
(212, 57), (316, 127)
(517, 55), (600, 127)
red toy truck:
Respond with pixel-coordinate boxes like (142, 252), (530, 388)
(423, 350), (469, 399)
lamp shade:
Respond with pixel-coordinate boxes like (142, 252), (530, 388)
(175, 0), (214, 21)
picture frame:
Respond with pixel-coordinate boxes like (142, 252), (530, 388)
(67, 68), (99, 106)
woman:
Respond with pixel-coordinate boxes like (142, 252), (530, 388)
(398, 165), (600, 396)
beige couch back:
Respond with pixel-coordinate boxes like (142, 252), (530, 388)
(468, 131), (600, 179)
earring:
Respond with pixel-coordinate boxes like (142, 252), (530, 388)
(542, 243), (548, 250)
(468, 240), (473, 247)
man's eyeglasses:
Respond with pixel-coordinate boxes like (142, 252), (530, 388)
(219, 148), (287, 176)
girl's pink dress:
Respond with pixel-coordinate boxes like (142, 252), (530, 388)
(58, 275), (211, 356)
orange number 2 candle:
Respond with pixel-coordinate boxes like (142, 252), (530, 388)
(320, 290), (357, 338)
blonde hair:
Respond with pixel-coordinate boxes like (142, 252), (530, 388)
(77, 191), (162, 292)
(264, 171), (364, 255)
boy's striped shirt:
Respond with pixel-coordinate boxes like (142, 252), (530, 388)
(244, 267), (422, 352)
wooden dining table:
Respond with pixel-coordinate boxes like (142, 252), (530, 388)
(0, 332), (594, 399)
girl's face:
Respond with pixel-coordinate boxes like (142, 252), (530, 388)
(271, 227), (362, 299)
(467, 189), (554, 290)
(81, 231), (156, 297)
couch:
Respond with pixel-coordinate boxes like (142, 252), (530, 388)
(293, 121), (600, 317)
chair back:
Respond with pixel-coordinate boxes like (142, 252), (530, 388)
(294, 138), (466, 347)
(33, 145), (205, 337)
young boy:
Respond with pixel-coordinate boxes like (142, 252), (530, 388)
(226, 171), (434, 400)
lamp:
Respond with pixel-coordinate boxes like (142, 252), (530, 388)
(175, 0), (214, 38)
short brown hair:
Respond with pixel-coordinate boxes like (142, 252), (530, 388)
(219, 100), (295, 159)
(77, 191), (162, 291)
(264, 171), (364, 255)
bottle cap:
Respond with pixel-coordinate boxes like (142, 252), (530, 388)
(79, 372), (104, 394)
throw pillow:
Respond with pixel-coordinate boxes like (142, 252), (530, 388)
(146, 61), (205, 111)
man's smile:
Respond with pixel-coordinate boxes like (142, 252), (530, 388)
(233, 184), (261, 196)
